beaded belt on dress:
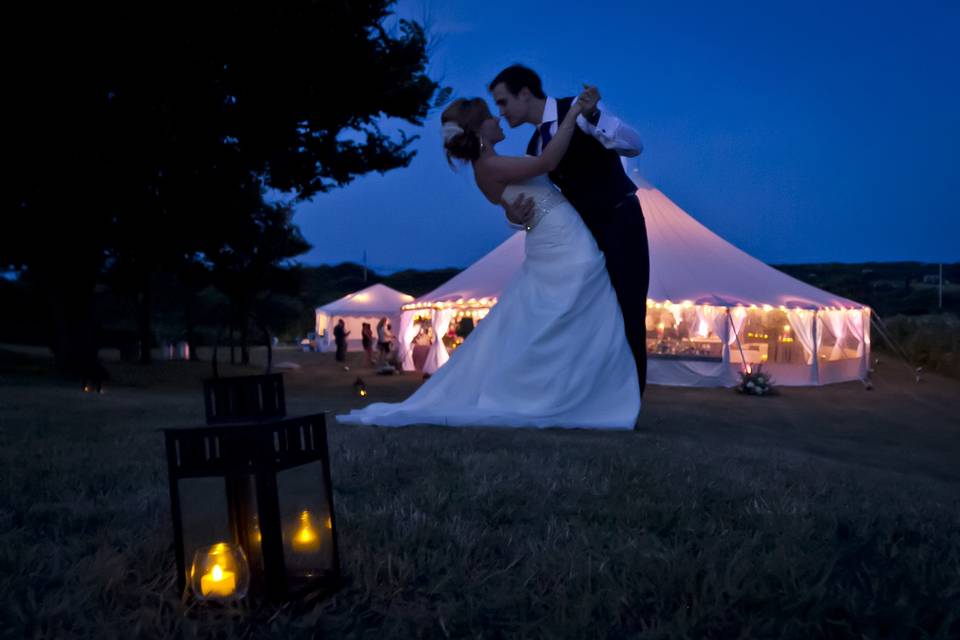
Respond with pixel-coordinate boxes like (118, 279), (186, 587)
(524, 189), (566, 232)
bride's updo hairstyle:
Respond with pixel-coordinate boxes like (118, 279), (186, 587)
(441, 98), (492, 166)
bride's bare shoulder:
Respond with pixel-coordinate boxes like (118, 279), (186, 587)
(472, 157), (506, 205)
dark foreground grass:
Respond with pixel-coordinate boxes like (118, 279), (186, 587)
(1, 346), (959, 639)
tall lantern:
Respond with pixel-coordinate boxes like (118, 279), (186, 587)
(164, 413), (341, 602)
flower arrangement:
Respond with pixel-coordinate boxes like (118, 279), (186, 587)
(736, 364), (775, 396)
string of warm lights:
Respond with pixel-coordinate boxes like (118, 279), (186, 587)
(644, 299), (870, 315)
(402, 296), (498, 312)
(402, 298), (871, 330)
(405, 297), (869, 315)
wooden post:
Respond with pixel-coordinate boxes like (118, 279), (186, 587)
(939, 263), (943, 310)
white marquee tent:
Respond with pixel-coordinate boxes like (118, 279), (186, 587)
(398, 176), (870, 386)
(396, 233), (525, 374)
(314, 283), (414, 352)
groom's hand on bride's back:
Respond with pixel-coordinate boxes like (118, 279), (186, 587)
(503, 194), (535, 227)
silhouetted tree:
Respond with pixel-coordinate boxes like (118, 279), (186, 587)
(208, 197), (311, 365)
(4, 1), (443, 375)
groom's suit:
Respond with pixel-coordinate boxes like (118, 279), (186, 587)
(527, 96), (650, 395)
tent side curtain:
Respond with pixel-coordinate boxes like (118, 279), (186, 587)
(398, 310), (419, 372)
(422, 309), (455, 374)
(645, 301), (869, 383)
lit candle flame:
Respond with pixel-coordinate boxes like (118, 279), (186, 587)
(200, 561), (236, 597)
(297, 517), (317, 543)
(193, 542), (244, 599)
(292, 510), (320, 553)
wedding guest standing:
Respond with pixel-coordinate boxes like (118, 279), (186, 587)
(361, 322), (375, 367)
(333, 319), (350, 362)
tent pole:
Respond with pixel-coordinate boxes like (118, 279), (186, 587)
(860, 307), (871, 386)
(722, 307), (741, 387)
(729, 308), (748, 369)
(811, 310), (820, 385)
(864, 308), (872, 374)
(721, 307), (731, 366)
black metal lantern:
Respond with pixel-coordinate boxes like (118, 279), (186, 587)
(164, 413), (341, 602)
(203, 372), (286, 424)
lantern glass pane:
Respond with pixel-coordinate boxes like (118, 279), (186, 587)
(178, 477), (231, 584)
(178, 475), (264, 588)
(276, 461), (335, 582)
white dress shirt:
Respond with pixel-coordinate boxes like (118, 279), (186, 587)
(537, 96), (643, 157)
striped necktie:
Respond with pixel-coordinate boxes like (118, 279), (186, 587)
(539, 121), (553, 153)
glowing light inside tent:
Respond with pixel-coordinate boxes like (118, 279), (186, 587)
(697, 319), (710, 337)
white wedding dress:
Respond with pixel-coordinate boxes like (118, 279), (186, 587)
(337, 175), (640, 429)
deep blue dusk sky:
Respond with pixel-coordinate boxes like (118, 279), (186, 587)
(293, 0), (959, 273)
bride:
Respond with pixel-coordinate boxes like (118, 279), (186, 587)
(337, 90), (640, 429)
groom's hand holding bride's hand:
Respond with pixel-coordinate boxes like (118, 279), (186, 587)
(504, 194), (535, 227)
(578, 84), (600, 119)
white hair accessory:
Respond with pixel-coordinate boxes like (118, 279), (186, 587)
(441, 121), (464, 144)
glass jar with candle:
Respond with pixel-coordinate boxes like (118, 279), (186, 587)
(190, 542), (250, 601)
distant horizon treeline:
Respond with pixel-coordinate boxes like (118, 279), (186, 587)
(0, 262), (463, 351)
(771, 261), (960, 317)
(1, 261), (956, 355)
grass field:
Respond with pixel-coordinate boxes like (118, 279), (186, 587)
(1, 345), (959, 639)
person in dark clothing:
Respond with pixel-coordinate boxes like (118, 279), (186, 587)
(333, 319), (350, 362)
(361, 322), (374, 367)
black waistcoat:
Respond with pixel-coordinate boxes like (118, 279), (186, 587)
(526, 96), (637, 218)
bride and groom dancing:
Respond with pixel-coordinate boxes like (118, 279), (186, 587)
(339, 64), (650, 430)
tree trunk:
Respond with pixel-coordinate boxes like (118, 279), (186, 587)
(239, 306), (251, 365)
(184, 292), (201, 361)
(137, 269), (153, 364)
(46, 273), (99, 378)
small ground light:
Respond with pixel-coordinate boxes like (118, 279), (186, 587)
(353, 378), (367, 397)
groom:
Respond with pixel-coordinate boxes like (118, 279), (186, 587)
(489, 64), (650, 397)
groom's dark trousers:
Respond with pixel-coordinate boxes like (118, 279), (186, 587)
(528, 96), (649, 396)
(584, 196), (649, 396)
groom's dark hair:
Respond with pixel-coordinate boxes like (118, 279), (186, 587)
(489, 65), (546, 99)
